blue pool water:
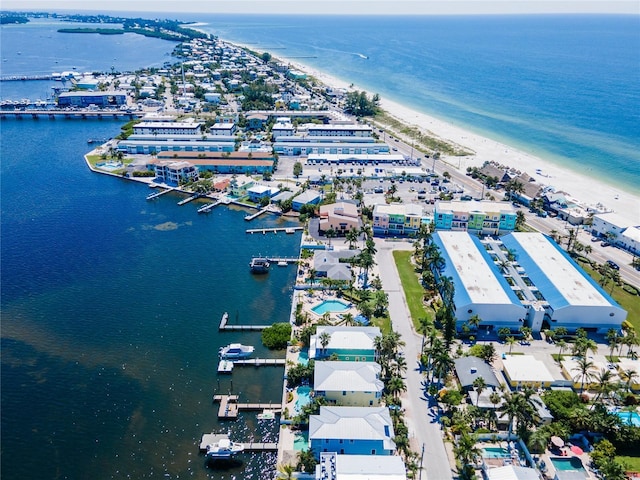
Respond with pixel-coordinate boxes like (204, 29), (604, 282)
(614, 410), (640, 427)
(293, 432), (309, 451)
(298, 349), (309, 366)
(551, 457), (585, 472)
(295, 386), (313, 413)
(311, 300), (349, 315)
(482, 447), (510, 459)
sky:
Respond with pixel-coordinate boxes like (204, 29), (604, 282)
(2, 0), (638, 15)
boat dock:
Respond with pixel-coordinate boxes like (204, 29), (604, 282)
(219, 312), (271, 331)
(244, 208), (269, 221)
(246, 227), (303, 234)
(213, 395), (282, 419)
(266, 257), (299, 265)
(146, 187), (174, 200)
(199, 433), (277, 452)
(177, 193), (201, 206)
(197, 199), (223, 213)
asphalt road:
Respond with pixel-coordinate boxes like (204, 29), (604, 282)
(376, 239), (454, 480)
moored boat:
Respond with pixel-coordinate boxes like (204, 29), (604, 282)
(205, 437), (244, 458)
(249, 257), (270, 273)
(219, 343), (255, 360)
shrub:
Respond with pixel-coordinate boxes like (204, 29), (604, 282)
(261, 322), (292, 349)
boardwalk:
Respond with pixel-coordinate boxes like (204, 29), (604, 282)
(241, 442), (278, 452)
(246, 226), (303, 234)
(213, 394), (282, 419)
(218, 312), (270, 331)
(233, 358), (286, 366)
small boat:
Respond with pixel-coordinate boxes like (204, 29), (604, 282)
(219, 343), (255, 360)
(277, 261), (287, 267)
(217, 360), (234, 374)
(205, 438), (244, 458)
(249, 257), (270, 273)
(257, 409), (276, 421)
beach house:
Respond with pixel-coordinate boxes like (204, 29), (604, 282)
(151, 161), (199, 185)
(309, 406), (396, 457)
(309, 326), (380, 361)
(313, 361), (384, 407)
(292, 190), (322, 212)
(434, 200), (517, 235)
(372, 203), (428, 237)
(315, 452), (407, 480)
(312, 249), (360, 282)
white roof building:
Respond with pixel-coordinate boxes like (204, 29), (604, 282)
(314, 361), (383, 395)
(502, 233), (627, 334)
(316, 452), (407, 480)
(485, 465), (541, 480)
(309, 326), (380, 361)
(502, 355), (555, 388)
(432, 232), (527, 331)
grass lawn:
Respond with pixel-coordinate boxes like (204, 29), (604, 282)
(393, 250), (434, 331)
(580, 262), (640, 331)
(617, 456), (640, 472)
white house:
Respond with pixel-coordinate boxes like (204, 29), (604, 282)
(314, 361), (384, 407)
(316, 452), (407, 480)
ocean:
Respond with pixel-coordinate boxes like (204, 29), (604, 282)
(1, 12), (638, 480)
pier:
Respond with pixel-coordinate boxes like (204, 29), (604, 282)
(0, 74), (54, 81)
(266, 257), (299, 265)
(0, 109), (142, 120)
(177, 193), (201, 206)
(197, 199), (223, 213)
(246, 226), (303, 234)
(244, 208), (269, 221)
(241, 442), (278, 452)
(219, 312), (271, 331)
(233, 358), (286, 366)
(199, 433), (277, 452)
(213, 395), (282, 419)
(146, 187), (174, 200)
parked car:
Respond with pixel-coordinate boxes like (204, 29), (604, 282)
(601, 241), (611, 247)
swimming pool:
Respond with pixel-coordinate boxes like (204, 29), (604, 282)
(295, 386), (312, 413)
(482, 447), (510, 459)
(294, 432), (309, 451)
(298, 349), (309, 366)
(311, 299), (349, 315)
(551, 457), (585, 472)
(614, 409), (640, 427)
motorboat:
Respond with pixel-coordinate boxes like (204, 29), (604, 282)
(249, 257), (270, 273)
(219, 343), (255, 360)
(257, 409), (276, 421)
(205, 437), (244, 458)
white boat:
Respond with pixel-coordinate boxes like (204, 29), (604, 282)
(250, 257), (270, 273)
(257, 409), (276, 421)
(219, 343), (255, 360)
(206, 438), (244, 458)
(217, 360), (234, 374)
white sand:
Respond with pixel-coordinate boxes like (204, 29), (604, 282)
(280, 57), (640, 225)
(217, 36), (639, 225)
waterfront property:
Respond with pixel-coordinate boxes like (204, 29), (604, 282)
(151, 160), (199, 185)
(432, 232), (527, 333)
(57, 90), (127, 107)
(302, 123), (373, 137)
(246, 185), (279, 203)
(133, 120), (202, 136)
(315, 452), (407, 480)
(308, 326), (380, 361)
(312, 248), (360, 282)
(313, 361), (384, 407)
(309, 406), (396, 457)
(318, 201), (361, 235)
(372, 203), (429, 237)
(153, 151), (276, 174)
(501, 233), (627, 334)
(434, 200), (517, 235)
(291, 189), (322, 212)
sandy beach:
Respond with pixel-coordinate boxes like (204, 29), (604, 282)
(267, 50), (640, 226)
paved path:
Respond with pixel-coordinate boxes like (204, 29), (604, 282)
(375, 239), (454, 480)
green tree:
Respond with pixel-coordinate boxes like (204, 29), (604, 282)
(293, 161), (303, 178)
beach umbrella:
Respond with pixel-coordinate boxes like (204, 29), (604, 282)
(570, 445), (584, 455)
(550, 436), (564, 448)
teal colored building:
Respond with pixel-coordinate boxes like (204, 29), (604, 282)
(434, 200), (517, 235)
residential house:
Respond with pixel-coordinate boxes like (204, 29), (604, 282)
(315, 452), (406, 480)
(312, 249), (359, 282)
(309, 326), (380, 361)
(292, 189), (322, 212)
(309, 406), (396, 457)
(152, 161), (199, 185)
(319, 202), (361, 236)
(314, 361), (384, 407)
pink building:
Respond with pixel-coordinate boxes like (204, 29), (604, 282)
(319, 202), (361, 235)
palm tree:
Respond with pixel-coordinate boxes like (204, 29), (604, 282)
(620, 368), (639, 394)
(592, 368), (616, 403)
(472, 377), (487, 405)
(308, 268), (317, 286)
(319, 331), (331, 357)
(528, 428), (550, 455)
(506, 336), (516, 355)
(342, 312), (355, 326)
(386, 375), (407, 400)
(556, 339), (568, 363)
(572, 357), (595, 395)
(344, 228), (359, 249)
(468, 314), (482, 332)
(276, 463), (296, 479)
(454, 432), (481, 480)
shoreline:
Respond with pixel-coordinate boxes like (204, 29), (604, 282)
(217, 36), (639, 225)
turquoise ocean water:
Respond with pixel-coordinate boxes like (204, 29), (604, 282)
(1, 13), (639, 480)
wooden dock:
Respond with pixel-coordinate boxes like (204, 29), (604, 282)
(241, 442), (279, 452)
(246, 226), (303, 234)
(177, 193), (201, 205)
(244, 208), (269, 221)
(197, 199), (223, 213)
(146, 187), (174, 200)
(218, 312), (270, 331)
(233, 358), (286, 366)
(266, 257), (299, 265)
(213, 395), (282, 419)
